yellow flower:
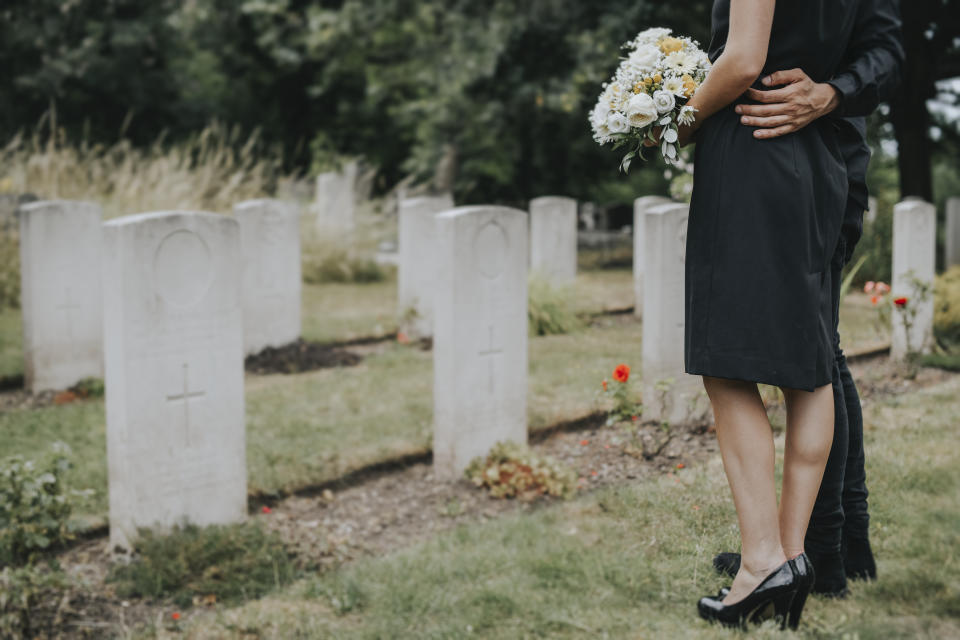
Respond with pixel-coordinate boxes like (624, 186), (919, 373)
(644, 77), (654, 86)
(683, 78), (699, 97)
(659, 37), (683, 54)
(653, 73), (662, 83)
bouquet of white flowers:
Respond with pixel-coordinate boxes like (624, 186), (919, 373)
(589, 28), (711, 171)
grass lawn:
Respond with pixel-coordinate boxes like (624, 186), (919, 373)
(189, 374), (960, 639)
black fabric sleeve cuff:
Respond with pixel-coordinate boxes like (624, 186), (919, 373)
(826, 75), (859, 117)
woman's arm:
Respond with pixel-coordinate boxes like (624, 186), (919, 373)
(679, 0), (776, 144)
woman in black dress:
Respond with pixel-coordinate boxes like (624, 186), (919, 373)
(674, 0), (867, 629)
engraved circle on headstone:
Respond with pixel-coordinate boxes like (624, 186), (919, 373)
(473, 220), (509, 280)
(153, 229), (214, 308)
(678, 216), (689, 264)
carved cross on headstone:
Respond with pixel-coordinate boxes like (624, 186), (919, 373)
(166, 362), (206, 445)
(56, 286), (82, 357)
(477, 324), (502, 395)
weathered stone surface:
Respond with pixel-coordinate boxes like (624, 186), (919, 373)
(102, 211), (247, 551)
(529, 196), (577, 284)
(891, 199), (936, 359)
(18, 200), (104, 392)
(233, 199), (302, 355)
(433, 206), (528, 479)
(397, 194), (455, 338)
(633, 196), (672, 318)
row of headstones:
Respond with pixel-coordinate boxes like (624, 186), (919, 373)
(18, 199), (303, 394)
(15, 194), (947, 551)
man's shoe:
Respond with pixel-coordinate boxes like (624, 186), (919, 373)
(713, 552), (740, 578)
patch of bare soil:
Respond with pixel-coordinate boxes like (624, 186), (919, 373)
(244, 338), (363, 375)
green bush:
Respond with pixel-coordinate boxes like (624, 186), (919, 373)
(0, 232), (20, 310)
(0, 562), (69, 640)
(528, 274), (583, 336)
(303, 250), (389, 284)
(934, 265), (960, 346)
(106, 522), (298, 608)
(464, 440), (578, 501)
(0, 446), (77, 567)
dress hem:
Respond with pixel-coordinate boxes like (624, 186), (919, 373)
(685, 350), (832, 392)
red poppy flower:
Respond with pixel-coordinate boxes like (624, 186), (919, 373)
(580, 439), (589, 446)
(590, 470), (598, 476)
(612, 364), (630, 383)
(171, 612), (181, 621)
(870, 295), (879, 305)
(631, 415), (639, 421)
(894, 297), (908, 307)
(676, 463), (685, 470)
(601, 380), (608, 391)
(261, 505), (272, 514)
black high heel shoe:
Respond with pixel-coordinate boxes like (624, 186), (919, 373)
(786, 552), (815, 630)
(697, 558), (799, 630)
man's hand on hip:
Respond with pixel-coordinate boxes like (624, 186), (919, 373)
(736, 68), (841, 139)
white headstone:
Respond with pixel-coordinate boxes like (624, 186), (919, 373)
(891, 199), (936, 360)
(233, 199), (302, 355)
(529, 196), (577, 284)
(642, 203), (708, 425)
(103, 211), (247, 552)
(315, 160), (358, 232)
(397, 194), (455, 338)
(865, 196), (878, 225)
(433, 206), (528, 479)
(946, 197), (960, 269)
(633, 196), (672, 318)
(18, 200), (104, 392)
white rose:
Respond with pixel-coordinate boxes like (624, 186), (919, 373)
(625, 93), (658, 128)
(607, 112), (631, 134)
(652, 90), (676, 114)
(628, 44), (660, 72)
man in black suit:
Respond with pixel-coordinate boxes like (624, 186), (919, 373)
(712, 0), (905, 598)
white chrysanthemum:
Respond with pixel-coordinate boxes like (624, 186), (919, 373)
(664, 50), (697, 75)
(607, 112), (631, 134)
(663, 76), (686, 97)
(678, 105), (698, 126)
(652, 90), (676, 114)
(625, 92), (658, 128)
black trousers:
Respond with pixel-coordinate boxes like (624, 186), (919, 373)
(805, 235), (871, 556)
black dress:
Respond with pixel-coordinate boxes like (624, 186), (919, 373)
(684, 0), (863, 392)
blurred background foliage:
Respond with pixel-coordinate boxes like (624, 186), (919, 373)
(0, 0), (956, 228)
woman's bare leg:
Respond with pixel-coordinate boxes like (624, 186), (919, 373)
(703, 376), (787, 604)
(779, 384), (834, 557)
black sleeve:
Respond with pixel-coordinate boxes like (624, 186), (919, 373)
(825, 0), (905, 117)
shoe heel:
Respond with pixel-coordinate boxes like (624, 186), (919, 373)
(746, 588), (797, 629)
(787, 587), (809, 630)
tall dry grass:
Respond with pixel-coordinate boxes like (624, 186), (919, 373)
(0, 117), (290, 219)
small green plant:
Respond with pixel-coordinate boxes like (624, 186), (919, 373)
(891, 271), (933, 375)
(933, 265), (960, 347)
(302, 250), (388, 284)
(464, 440), (578, 501)
(106, 522), (298, 608)
(527, 274), (582, 336)
(600, 363), (642, 424)
(107, 524), (296, 608)
(0, 444), (79, 567)
(0, 562), (70, 639)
